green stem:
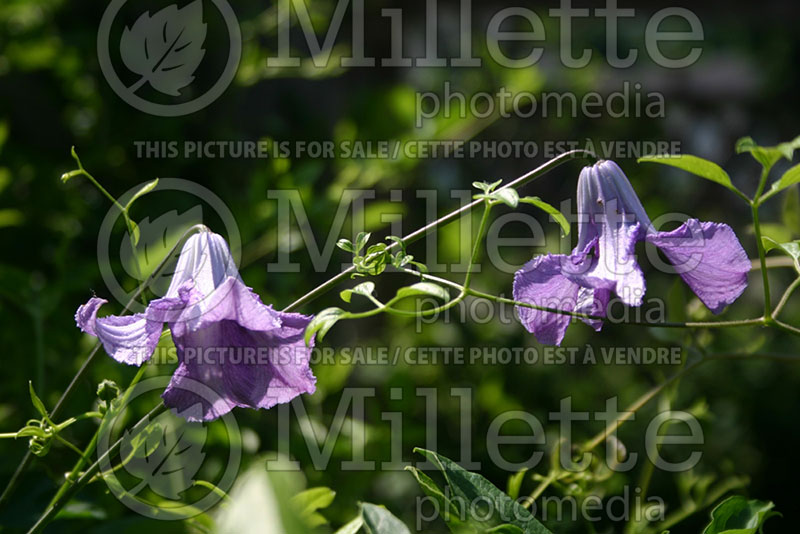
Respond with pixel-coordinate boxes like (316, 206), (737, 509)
(46, 363), (149, 509)
(0, 225), (206, 510)
(400, 268), (767, 329)
(580, 360), (705, 453)
(580, 350), (800, 454)
(192, 480), (231, 501)
(53, 435), (85, 457)
(773, 277), (800, 318)
(751, 201), (772, 319)
(522, 472), (558, 509)
(467, 287), (766, 329)
(348, 201), (495, 321)
(462, 203), (491, 290)
(751, 167), (773, 318)
(28, 403), (167, 534)
(282, 149), (597, 313)
(772, 319), (800, 336)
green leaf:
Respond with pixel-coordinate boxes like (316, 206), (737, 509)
(361, 503), (411, 534)
(60, 170), (82, 183)
(473, 179), (503, 194)
(54, 501), (108, 520)
(413, 448), (553, 534)
(28, 381), (48, 418)
(124, 178), (159, 211)
(305, 307), (348, 345)
(701, 496), (779, 534)
(491, 188), (519, 208)
(506, 468), (529, 500)
(406, 466), (470, 531)
(353, 281), (376, 298)
(334, 517), (364, 534)
(406, 466), (451, 509)
(337, 239), (355, 253)
(355, 231), (371, 253)
(770, 163), (800, 195)
(520, 196), (571, 236)
(487, 526), (525, 534)
(638, 154), (736, 192)
(782, 185), (800, 233)
(736, 136), (800, 170)
(291, 487), (336, 528)
(395, 282), (450, 302)
(762, 237), (800, 271)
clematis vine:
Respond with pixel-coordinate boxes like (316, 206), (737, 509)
(75, 228), (316, 421)
(513, 160), (751, 345)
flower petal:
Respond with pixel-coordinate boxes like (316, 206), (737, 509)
(646, 219), (750, 314)
(513, 254), (581, 346)
(162, 313), (316, 421)
(576, 162), (648, 307)
(75, 297), (163, 365)
(586, 218), (646, 307)
(173, 276), (284, 334)
(166, 231), (240, 299)
(575, 287), (612, 331)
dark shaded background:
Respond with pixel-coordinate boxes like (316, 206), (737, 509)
(0, 0), (799, 532)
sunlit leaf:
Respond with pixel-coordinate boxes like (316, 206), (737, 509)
(28, 381), (48, 418)
(291, 487), (336, 527)
(770, 163), (800, 195)
(125, 178), (159, 211)
(355, 231), (371, 253)
(337, 239), (355, 253)
(305, 307), (348, 345)
(638, 154), (736, 193)
(395, 282), (449, 302)
(736, 135), (800, 170)
(491, 188), (520, 208)
(334, 517), (364, 534)
(762, 236), (800, 271)
(520, 196), (570, 236)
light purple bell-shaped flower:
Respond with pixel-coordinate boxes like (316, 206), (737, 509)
(513, 160), (751, 345)
(76, 229), (316, 421)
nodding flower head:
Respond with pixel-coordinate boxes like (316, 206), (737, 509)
(513, 160), (750, 345)
(75, 230), (316, 421)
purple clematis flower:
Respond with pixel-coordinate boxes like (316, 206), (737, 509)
(75, 229), (316, 421)
(513, 160), (751, 345)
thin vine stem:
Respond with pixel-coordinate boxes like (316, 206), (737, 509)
(0, 224), (208, 511)
(337, 202), (493, 320)
(46, 363), (149, 508)
(399, 267), (768, 330)
(282, 149), (597, 313)
(773, 277), (800, 318)
(579, 350), (800, 454)
(751, 167), (773, 319)
(27, 402), (168, 534)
